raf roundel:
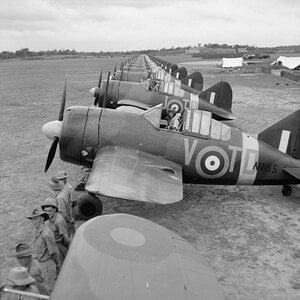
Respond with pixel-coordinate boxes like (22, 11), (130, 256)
(195, 146), (230, 179)
(110, 227), (146, 247)
(166, 99), (184, 113)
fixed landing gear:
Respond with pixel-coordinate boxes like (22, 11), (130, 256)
(282, 184), (292, 196)
(74, 193), (103, 221)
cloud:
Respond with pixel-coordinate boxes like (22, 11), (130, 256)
(0, 0), (299, 51)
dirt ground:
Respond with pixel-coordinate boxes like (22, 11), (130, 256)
(0, 54), (299, 299)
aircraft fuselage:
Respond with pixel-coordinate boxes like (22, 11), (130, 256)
(59, 106), (300, 186)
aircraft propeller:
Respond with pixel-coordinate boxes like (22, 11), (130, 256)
(94, 69), (102, 107)
(43, 76), (67, 172)
(102, 72), (110, 108)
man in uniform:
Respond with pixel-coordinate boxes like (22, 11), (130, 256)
(8, 243), (48, 295)
(41, 198), (70, 263)
(48, 176), (70, 217)
(26, 207), (60, 293)
(56, 171), (72, 193)
(1, 267), (40, 300)
(56, 171), (76, 237)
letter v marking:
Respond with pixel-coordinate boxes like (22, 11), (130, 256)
(184, 138), (198, 165)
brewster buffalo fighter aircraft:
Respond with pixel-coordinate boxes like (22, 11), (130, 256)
(90, 77), (234, 120)
(51, 214), (224, 300)
(91, 54), (233, 120)
(42, 81), (300, 219)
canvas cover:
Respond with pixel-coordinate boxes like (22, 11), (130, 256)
(221, 57), (243, 68)
(276, 56), (300, 69)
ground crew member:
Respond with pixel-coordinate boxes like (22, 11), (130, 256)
(41, 198), (70, 262)
(1, 267), (41, 300)
(56, 171), (72, 193)
(26, 207), (61, 293)
(56, 171), (75, 237)
(48, 176), (71, 224)
(8, 243), (48, 295)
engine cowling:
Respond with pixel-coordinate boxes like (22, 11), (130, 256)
(74, 193), (103, 221)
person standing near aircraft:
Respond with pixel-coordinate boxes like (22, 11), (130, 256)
(8, 243), (48, 295)
(1, 267), (41, 300)
(48, 176), (73, 237)
(26, 207), (60, 293)
(56, 171), (75, 238)
(41, 198), (70, 263)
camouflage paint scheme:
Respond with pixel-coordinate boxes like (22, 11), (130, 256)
(51, 214), (225, 300)
(92, 79), (234, 120)
(56, 105), (300, 201)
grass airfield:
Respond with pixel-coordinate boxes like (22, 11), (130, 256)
(0, 54), (299, 299)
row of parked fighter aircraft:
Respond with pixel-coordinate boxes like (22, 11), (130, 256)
(43, 54), (300, 213)
(38, 54), (300, 299)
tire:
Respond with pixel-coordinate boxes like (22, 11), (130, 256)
(282, 185), (292, 196)
(75, 193), (103, 221)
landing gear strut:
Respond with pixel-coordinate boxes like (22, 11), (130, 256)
(282, 184), (292, 196)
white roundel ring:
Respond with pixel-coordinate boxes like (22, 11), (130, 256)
(204, 155), (221, 171)
(195, 146), (230, 179)
(166, 99), (184, 113)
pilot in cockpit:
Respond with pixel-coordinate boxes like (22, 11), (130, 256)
(166, 109), (182, 131)
(148, 80), (159, 92)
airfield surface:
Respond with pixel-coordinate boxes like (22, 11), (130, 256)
(0, 54), (299, 299)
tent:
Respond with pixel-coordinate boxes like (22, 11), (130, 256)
(221, 57), (243, 68)
(276, 56), (300, 70)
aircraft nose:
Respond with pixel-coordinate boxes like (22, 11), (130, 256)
(42, 120), (62, 140)
(89, 87), (100, 97)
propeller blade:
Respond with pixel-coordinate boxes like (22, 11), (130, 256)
(58, 75), (67, 121)
(94, 69), (102, 106)
(45, 137), (59, 172)
(103, 72), (110, 108)
(98, 69), (102, 88)
(120, 66), (124, 81)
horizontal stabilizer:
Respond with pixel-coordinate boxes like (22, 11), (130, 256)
(284, 168), (300, 180)
(198, 81), (233, 112)
(258, 110), (300, 159)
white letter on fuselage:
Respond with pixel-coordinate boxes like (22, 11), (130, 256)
(184, 138), (198, 165)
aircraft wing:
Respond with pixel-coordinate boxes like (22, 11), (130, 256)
(117, 99), (152, 110)
(51, 214), (224, 300)
(85, 147), (183, 204)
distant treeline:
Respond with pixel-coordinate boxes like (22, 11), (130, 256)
(1, 44), (300, 60)
(0, 47), (187, 60)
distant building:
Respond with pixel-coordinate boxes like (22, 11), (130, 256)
(237, 48), (248, 53)
(186, 46), (237, 55)
(185, 47), (201, 54)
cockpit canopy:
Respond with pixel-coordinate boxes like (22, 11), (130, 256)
(141, 106), (232, 141)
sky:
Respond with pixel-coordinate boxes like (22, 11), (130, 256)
(0, 0), (299, 52)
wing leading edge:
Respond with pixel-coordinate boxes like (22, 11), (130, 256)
(85, 147), (183, 204)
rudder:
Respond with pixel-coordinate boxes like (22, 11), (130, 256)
(198, 81), (233, 112)
(258, 110), (300, 159)
(182, 71), (203, 92)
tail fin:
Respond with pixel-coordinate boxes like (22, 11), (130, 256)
(258, 110), (300, 159)
(182, 71), (203, 92)
(169, 64), (178, 73)
(171, 67), (188, 80)
(198, 81), (233, 112)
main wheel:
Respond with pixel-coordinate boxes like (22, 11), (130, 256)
(75, 193), (103, 221)
(282, 184), (292, 196)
